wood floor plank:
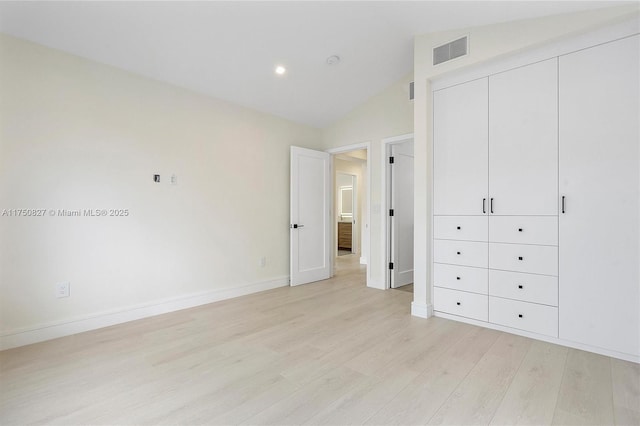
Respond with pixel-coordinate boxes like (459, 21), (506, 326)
(365, 325), (501, 426)
(552, 349), (615, 425)
(489, 340), (568, 425)
(611, 358), (640, 425)
(426, 332), (532, 425)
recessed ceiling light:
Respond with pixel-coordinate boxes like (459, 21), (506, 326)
(275, 65), (286, 75)
(326, 55), (341, 65)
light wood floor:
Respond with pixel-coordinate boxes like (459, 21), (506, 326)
(1, 255), (638, 425)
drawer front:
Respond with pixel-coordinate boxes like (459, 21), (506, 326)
(434, 216), (488, 242)
(489, 270), (558, 306)
(434, 240), (488, 268)
(489, 296), (558, 337)
(434, 287), (488, 321)
(434, 264), (488, 294)
(489, 243), (557, 276)
(489, 216), (557, 245)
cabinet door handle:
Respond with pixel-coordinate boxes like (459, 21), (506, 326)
(456, 226), (461, 230)
(456, 276), (461, 280)
(482, 198), (486, 214)
(490, 198), (494, 214)
(518, 228), (523, 232)
(518, 256), (524, 261)
(456, 302), (461, 306)
(562, 196), (566, 214)
(456, 251), (461, 255)
(518, 314), (523, 318)
(518, 285), (523, 289)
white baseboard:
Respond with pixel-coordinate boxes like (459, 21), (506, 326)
(359, 256), (367, 265)
(411, 301), (434, 319)
(0, 276), (289, 351)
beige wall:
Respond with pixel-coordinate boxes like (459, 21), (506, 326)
(412, 5), (640, 315)
(0, 34), (321, 337)
(322, 73), (414, 288)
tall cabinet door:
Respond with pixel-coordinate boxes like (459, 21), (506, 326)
(434, 78), (488, 215)
(489, 59), (558, 215)
(559, 35), (640, 357)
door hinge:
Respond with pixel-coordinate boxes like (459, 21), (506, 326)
(389, 209), (394, 216)
(389, 156), (395, 164)
(389, 262), (394, 270)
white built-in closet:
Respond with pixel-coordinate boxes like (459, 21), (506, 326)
(432, 22), (639, 361)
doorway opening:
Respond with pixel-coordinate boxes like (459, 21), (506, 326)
(336, 172), (357, 256)
(327, 143), (370, 286)
(382, 134), (415, 291)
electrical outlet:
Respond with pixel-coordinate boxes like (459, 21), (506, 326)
(259, 257), (266, 268)
(56, 282), (70, 298)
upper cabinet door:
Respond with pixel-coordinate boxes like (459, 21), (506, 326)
(434, 78), (489, 216)
(559, 35), (639, 357)
(489, 59), (558, 215)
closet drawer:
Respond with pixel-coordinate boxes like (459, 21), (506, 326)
(489, 270), (558, 306)
(489, 216), (557, 246)
(489, 243), (557, 276)
(434, 264), (487, 294)
(434, 240), (488, 268)
(434, 216), (488, 242)
(489, 296), (558, 337)
(434, 287), (488, 321)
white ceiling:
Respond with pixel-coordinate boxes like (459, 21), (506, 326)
(0, 1), (619, 128)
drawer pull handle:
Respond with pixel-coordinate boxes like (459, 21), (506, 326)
(456, 302), (461, 306)
(518, 314), (523, 318)
(456, 277), (461, 280)
(490, 198), (494, 214)
(483, 198), (486, 214)
(457, 251), (461, 255)
(456, 226), (461, 230)
(518, 256), (523, 261)
(518, 285), (523, 289)
(518, 228), (523, 232)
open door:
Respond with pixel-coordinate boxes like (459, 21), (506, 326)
(290, 146), (331, 286)
(390, 140), (414, 288)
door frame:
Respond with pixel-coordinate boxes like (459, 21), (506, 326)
(381, 133), (414, 289)
(326, 142), (371, 288)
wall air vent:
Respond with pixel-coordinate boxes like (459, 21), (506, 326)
(433, 36), (468, 65)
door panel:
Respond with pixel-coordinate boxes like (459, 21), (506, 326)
(489, 59), (558, 215)
(391, 141), (414, 288)
(290, 146), (331, 286)
(434, 78), (488, 215)
(559, 35), (640, 356)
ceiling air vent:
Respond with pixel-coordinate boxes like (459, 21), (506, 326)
(433, 36), (468, 66)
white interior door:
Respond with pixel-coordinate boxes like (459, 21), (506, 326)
(290, 146), (331, 286)
(558, 35), (640, 357)
(390, 140), (414, 288)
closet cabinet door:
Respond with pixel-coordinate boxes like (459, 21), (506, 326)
(488, 59), (558, 215)
(434, 78), (488, 215)
(559, 35), (640, 357)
